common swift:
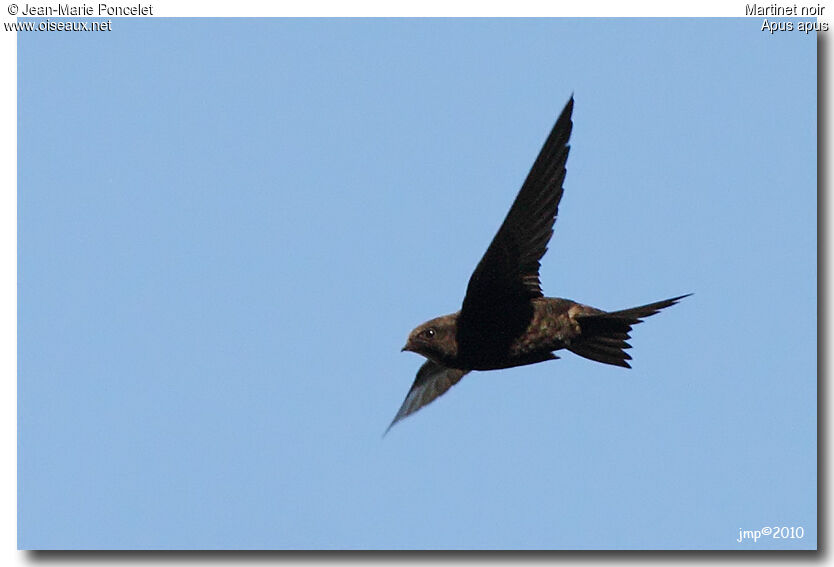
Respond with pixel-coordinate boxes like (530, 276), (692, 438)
(388, 96), (689, 433)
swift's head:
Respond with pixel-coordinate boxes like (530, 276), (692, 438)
(402, 313), (459, 364)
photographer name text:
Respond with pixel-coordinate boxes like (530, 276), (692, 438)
(19, 3), (152, 16)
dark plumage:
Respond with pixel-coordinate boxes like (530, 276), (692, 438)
(388, 97), (689, 433)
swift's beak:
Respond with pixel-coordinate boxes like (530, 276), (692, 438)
(401, 341), (411, 352)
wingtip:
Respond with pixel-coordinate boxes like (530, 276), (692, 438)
(383, 413), (404, 438)
(648, 293), (692, 313)
(556, 95), (575, 125)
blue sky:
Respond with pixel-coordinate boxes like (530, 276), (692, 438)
(18, 18), (816, 549)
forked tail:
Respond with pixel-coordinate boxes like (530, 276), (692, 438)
(567, 294), (691, 368)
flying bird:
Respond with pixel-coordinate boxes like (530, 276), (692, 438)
(388, 96), (689, 433)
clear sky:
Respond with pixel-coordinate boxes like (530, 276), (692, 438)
(18, 18), (816, 550)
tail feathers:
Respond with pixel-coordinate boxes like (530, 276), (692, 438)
(569, 340), (633, 368)
(567, 294), (690, 369)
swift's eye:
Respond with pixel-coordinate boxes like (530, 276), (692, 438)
(422, 328), (436, 339)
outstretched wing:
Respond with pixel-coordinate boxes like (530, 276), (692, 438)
(458, 97), (574, 354)
(385, 360), (469, 434)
